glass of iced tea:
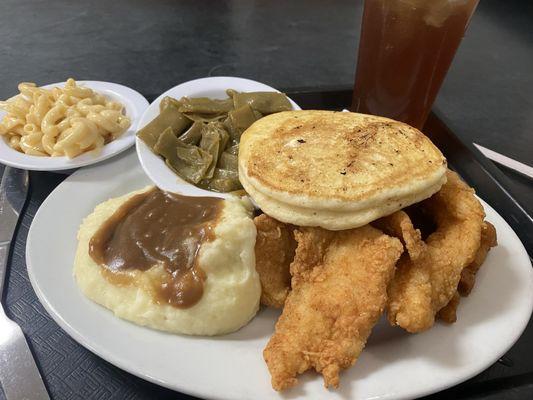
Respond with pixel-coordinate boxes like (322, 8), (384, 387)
(352, 0), (479, 129)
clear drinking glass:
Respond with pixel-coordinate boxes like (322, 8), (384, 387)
(351, 0), (479, 129)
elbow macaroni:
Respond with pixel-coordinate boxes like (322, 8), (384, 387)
(0, 78), (131, 158)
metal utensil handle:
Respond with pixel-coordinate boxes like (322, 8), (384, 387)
(0, 314), (50, 400)
(0, 243), (8, 298)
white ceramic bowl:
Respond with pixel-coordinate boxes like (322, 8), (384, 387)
(0, 81), (149, 171)
(136, 76), (301, 199)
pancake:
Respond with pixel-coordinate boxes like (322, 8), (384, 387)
(74, 187), (260, 336)
(239, 111), (447, 229)
(242, 173), (444, 230)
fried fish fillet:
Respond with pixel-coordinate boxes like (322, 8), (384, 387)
(437, 221), (497, 323)
(373, 210), (433, 331)
(263, 226), (403, 390)
(373, 210), (425, 261)
(458, 221), (497, 296)
(254, 214), (296, 308)
(436, 292), (461, 323)
(386, 170), (485, 333)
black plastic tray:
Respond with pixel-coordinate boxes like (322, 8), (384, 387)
(1, 90), (532, 400)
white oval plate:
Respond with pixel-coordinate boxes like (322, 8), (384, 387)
(0, 81), (149, 171)
(27, 150), (533, 400)
(136, 76), (301, 199)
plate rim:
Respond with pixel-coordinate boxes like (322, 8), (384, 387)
(0, 80), (149, 171)
(26, 152), (533, 400)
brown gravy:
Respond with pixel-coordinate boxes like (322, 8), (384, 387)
(89, 187), (223, 308)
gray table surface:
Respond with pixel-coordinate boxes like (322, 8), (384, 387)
(0, 0), (532, 399)
(1, 0), (531, 207)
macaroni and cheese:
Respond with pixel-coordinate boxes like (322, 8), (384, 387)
(0, 79), (131, 158)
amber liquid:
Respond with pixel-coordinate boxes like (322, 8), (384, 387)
(352, 0), (479, 129)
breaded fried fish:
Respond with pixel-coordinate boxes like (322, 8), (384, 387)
(263, 226), (403, 390)
(386, 170), (485, 333)
(254, 214), (295, 308)
(374, 210), (433, 331)
(438, 221), (497, 323)
(459, 221), (497, 296)
(437, 292), (461, 323)
(373, 210), (425, 261)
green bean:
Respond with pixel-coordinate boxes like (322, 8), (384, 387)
(226, 144), (239, 156)
(153, 127), (182, 167)
(175, 143), (213, 183)
(199, 168), (241, 192)
(178, 121), (203, 145)
(227, 90), (292, 114)
(153, 127), (212, 184)
(183, 113), (228, 123)
(219, 152), (238, 171)
(179, 97), (233, 114)
(143, 90), (291, 192)
(159, 96), (182, 112)
(199, 122), (229, 179)
(137, 103), (191, 148)
(225, 104), (258, 142)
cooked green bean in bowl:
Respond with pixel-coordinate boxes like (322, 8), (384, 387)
(137, 90), (293, 193)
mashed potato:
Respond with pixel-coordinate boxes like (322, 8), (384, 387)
(74, 187), (260, 336)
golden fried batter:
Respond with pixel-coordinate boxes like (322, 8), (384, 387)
(374, 210), (433, 331)
(437, 292), (460, 323)
(373, 210), (425, 261)
(387, 253), (434, 332)
(438, 221), (497, 323)
(254, 214), (296, 308)
(263, 226), (403, 390)
(458, 221), (497, 296)
(387, 171), (485, 333)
